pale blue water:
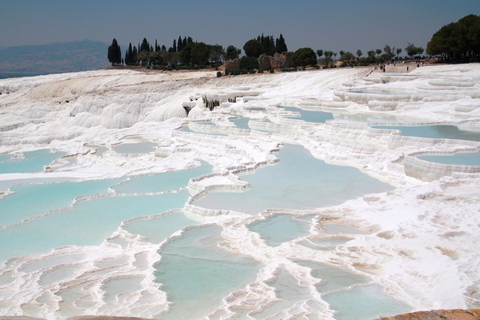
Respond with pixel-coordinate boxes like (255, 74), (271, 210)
(113, 164), (211, 194)
(248, 214), (311, 246)
(124, 211), (200, 244)
(281, 106), (334, 123)
(374, 125), (480, 142)
(323, 284), (411, 320)
(253, 266), (312, 319)
(0, 178), (124, 227)
(295, 260), (410, 319)
(0, 191), (191, 263)
(0, 147), (407, 319)
(0, 149), (66, 173)
(195, 144), (393, 213)
(231, 117), (251, 129)
(154, 224), (262, 319)
(418, 151), (480, 166)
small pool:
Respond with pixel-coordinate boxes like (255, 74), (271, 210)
(281, 106), (334, 123)
(417, 151), (480, 166)
(374, 125), (480, 142)
(247, 214), (311, 246)
(230, 117), (251, 129)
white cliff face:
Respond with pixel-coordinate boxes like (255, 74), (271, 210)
(0, 65), (480, 319)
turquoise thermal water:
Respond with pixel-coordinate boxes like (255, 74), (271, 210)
(417, 151), (480, 166)
(248, 214), (311, 246)
(0, 147), (406, 319)
(113, 164), (211, 194)
(0, 178), (124, 227)
(154, 224), (261, 319)
(0, 149), (66, 173)
(253, 266), (312, 319)
(281, 106), (334, 123)
(195, 144), (393, 214)
(374, 125), (480, 142)
(124, 211), (200, 244)
(231, 117), (251, 129)
(295, 260), (410, 319)
(0, 190), (191, 263)
(0, 162), (212, 264)
(323, 284), (411, 320)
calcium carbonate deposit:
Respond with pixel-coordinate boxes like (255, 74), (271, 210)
(0, 64), (479, 320)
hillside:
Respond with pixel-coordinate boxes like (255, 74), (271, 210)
(0, 40), (109, 78)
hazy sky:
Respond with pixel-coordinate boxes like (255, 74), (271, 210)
(1, 0), (479, 55)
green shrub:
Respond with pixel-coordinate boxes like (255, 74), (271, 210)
(217, 71), (222, 77)
(240, 56), (259, 71)
(258, 69), (264, 73)
(270, 68), (275, 73)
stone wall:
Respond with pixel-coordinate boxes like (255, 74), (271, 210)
(224, 58), (240, 73)
(269, 52), (294, 69)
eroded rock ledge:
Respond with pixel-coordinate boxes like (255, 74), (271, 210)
(376, 309), (480, 320)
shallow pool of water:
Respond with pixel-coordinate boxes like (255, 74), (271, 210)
(417, 151), (480, 166)
(323, 284), (411, 320)
(248, 214), (311, 246)
(374, 125), (480, 142)
(195, 144), (393, 214)
(155, 224), (262, 319)
(113, 163), (211, 194)
(230, 117), (251, 129)
(281, 106), (334, 123)
(0, 149), (66, 173)
(124, 211), (200, 244)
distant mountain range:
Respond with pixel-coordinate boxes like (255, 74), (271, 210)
(0, 40), (110, 78)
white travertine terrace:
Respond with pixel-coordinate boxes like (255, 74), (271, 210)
(0, 64), (480, 319)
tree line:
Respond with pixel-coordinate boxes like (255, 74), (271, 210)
(427, 14), (480, 62)
(108, 15), (479, 70)
(107, 34), (289, 68)
(108, 35), (251, 69)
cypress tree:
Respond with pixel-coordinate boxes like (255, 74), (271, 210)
(178, 36), (183, 52)
(107, 38), (121, 66)
(141, 38), (150, 52)
(276, 34), (288, 53)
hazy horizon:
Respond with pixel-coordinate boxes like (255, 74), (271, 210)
(1, 0), (479, 56)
